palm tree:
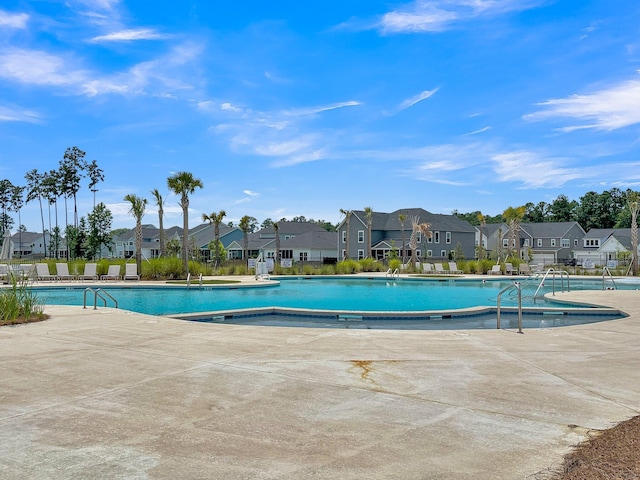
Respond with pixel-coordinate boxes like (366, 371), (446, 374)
(477, 212), (486, 260)
(87, 159), (104, 209)
(124, 194), (147, 277)
(42, 170), (60, 258)
(628, 192), (639, 276)
(167, 171), (203, 276)
(398, 212), (407, 263)
(9, 185), (25, 258)
(274, 222), (281, 267)
(25, 169), (47, 257)
(60, 146), (87, 228)
(409, 215), (431, 265)
(150, 188), (165, 258)
(239, 215), (252, 260)
(364, 206), (373, 259)
(339, 208), (352, 259)
(202, 210), (226, 265)
(503, 206), (526, 259)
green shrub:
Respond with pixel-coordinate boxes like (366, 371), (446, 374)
(358, 258), (380, 272)
(0, 278), (45, 325)
(388, 258), (401, 272)
(336, 259), (362, 274)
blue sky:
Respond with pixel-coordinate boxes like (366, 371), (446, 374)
(2, 1), (640, 231)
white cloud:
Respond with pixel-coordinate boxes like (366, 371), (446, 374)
(397, 88), (439, 112)
(283, 101), (361, 117)
(0, 10), (29, 29)
(491, 151), (584, 187)
(0, 49), (85, 86)
(0, 105), (41, 123)
(243, 190), (259, 197)
(90, 28), (167, 42)
(378, 0), (545, 33)
(464, 126), (490, 135)
(524, 77), (640, 131)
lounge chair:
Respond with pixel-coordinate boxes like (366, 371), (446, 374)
(56, 263), (77, 281)
(79, 263), (98, 281)
(447, 261), (463, 274)
(505, 263), (514, 275)
(36, 263), (58, 281)
(124, 263), (140, 281)
(422, 263), (434, 273)
(518, 263), (531, 275)
(0, 264), (9, 283)
(101, 265), (121, 281)
(433, 263), (449, 274)
(20, 264), (35, 281)
(487, 264), (502, 275)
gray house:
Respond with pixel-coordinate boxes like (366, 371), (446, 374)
(483, 221), (585, 264)
(336, 208), (476, 261)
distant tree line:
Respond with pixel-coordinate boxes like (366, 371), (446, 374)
(453, 188), (640, 230)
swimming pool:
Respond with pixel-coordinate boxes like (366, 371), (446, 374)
(31, 276), (626, 329)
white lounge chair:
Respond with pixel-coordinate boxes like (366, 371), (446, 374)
(101, 265), (121, 281)
(422, 263), (434, 273)
(20, 264), (35, 280)
(487, 264), (502, 275)
(505, 263), (514, 275)
(79, 263), (98, 281)
(433, 263), (449, 274)
(124, 263), (140, 281)
(448, 261), (463, 274)
(518, 263), (531, 275)
(0, 264), (9, 283)
(36, 263), (58, 281)
(56, 263), (77, 281)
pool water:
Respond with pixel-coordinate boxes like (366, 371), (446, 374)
(34, 276), (625, 316)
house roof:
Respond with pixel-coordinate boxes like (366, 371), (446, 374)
(520, 222), (585, 238)
(584, 228), (632, 250)
(280, 231), (337, 249)
(342, 208), (476, 233)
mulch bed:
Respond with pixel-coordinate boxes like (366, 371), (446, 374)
(546, 415), (640, 479)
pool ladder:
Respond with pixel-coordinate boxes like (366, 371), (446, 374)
(385, 268), (399, 279)
(83, 287), (118, 310)
(496, 282), (523, 334)
(533, 268), (570, 298)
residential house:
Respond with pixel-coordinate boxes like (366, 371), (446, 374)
(572, 228), (638, 267)
(337, 208), (476, 261)
(226, 221), (338, 263)
(189, 223), (242, 261)
(483, 222), (586, 264)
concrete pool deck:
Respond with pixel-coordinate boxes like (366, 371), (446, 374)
(1, 284), (639, 478)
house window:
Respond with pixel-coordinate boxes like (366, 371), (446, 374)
(503, 239), (509, 247)
(574, 239), (578, 246)
(358, 249), (365, 259)
(551, 239), (556, 247)
(537, 239), (542, 247)
(584, 239), (600, 247)
(427, 250), (432, 257)
(561, 238), (570, 248)
(434, 231), (440, 243)
(427, 235), (432, 243)
(441, 250), (447, 257)
(358, 230), (364, 243)
(416, 232), (422, 243)
(282, 250), (293, 259)
(342, 231), (346, 243)
(299, 252), (308, 261)
(416, 250), (421, 258)
(523, 239), (530, 247)
(445, 232), (451, 244)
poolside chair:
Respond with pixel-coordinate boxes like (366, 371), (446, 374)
(101, 265), (121, 281)
(36, 263), (58, 281)
(19, 264), (35, 281)
(124, 263), (140, 281)
(422, 263), (434, 273)
(79, 263), (98, 281)
(56, 263), (77, 281)
(448, 261), (463, 274)
(518, 263), (531, 275)
(433, 263), (449, 274)
(0, 264), (9, 283)
(487, 264), (502, 275)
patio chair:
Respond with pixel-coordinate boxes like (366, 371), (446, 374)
(433, 263), (449, 274)
(447, 261), (463, 274)
(124, 263), (140, 281)
(100, 265), (122, 281)
(487, 264), (502, 275)
(19, 264), (36, 281)
(36, 263), (58, 281)
(422, 263), (434, 273)
(56, 263), (77, 281)
(0, 264), (9, 283)
(505, 263), (514, 275)
(79, 263), (98, 281)
(518, 263), (531, 275)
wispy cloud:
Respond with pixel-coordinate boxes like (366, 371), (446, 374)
(377, 0), (546, 34)
(0, 105), (41, 123)
(464, 126), (490, 135)
(0, 10), (29, 29)
(524, 76), (640, 131)
(282, 101), (361, 117)
(90, 28), (168, 42)
(491, 151), (584, 188)
(397, 88), (438, 112)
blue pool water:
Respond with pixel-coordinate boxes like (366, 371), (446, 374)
(33, 277), (626, 319)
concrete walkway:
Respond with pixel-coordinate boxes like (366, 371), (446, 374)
(1, 289), (639, 479)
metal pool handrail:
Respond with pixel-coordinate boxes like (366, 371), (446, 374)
(533, 268), (570, 298)
(602, 267), (617, 290)
(83, 287), (118, 310)
(496, 282), (523, 334)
